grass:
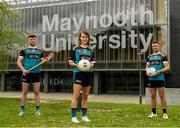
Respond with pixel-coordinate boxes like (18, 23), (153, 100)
(0, 98), (180, 127)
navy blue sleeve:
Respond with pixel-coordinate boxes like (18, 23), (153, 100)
(163, 56), (168, 61)
(69, 47), (76, 61)
(19, 49), (25, 57)
(90, 51), (95, 62)
(146, 56), (150, 62)
(40, 51), (44, 58)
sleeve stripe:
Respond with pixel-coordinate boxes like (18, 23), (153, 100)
(163, 61), (168, 64)
(69, 60), (74, 63)
(91, 61), (96, 64)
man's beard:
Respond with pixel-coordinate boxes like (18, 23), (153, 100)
(29, 43), (36, 47)
(153, 50), (159, 53)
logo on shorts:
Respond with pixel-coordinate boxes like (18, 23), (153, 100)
(76, 80), (82, 83)
(22, 79), (27, 82)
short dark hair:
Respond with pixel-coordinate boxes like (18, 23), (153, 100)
(28, 34), (37, 38)
(152, 41), (159, 45)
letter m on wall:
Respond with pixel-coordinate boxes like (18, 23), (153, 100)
(42, 14), (59, 32)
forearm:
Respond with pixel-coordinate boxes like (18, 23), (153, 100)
(145, 63), (150, 70)
(69, 62), (78, 67)
(17, 60), (25, 71)
(158, 67), (170, 73)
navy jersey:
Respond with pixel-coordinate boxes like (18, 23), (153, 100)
(19, 48), (44, 73)
(146, 53), (168, 81)
(69, 46), (95, 73)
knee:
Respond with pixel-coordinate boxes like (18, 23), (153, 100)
(34, 91), (40, 96)
(72, 95), (80, 101)
(151, 94), (156, 99)
(82, 95), (88, 101)
(22, 91), (28, 96)
(159, 95), (165, 100)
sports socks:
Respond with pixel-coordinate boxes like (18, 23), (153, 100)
(20, 105), (25, 112)
(163, 109), (167, 114)
(36, 105), (40, 112)
(82, 108), (87, 117)
(152, 108), (156, 114)
(71, 108), (77, 117)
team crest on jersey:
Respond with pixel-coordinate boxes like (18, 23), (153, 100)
(150, 60), (160, 65)
(83, 49), (87, 53)
(80, 56), (90, 60)
(28, 54), (39, 59)
(77, 49), (81, 52)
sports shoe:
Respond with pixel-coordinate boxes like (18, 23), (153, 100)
(72, 117), (79, 123)
(148, 112), (157, 118)
(82, 116), (91, 122)
(35, 111), (41, 116)
(18, 111), (24, 116)
(163, 113), (168, 119)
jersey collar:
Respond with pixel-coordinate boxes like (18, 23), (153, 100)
(28, 46), (37, 48)
(152, 52), (161, 55)
(80, 45), (89, 48)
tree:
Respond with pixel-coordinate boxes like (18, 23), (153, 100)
(0, 2), (25, 70)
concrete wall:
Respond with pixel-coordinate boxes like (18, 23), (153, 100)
(145, 88), (180, 105)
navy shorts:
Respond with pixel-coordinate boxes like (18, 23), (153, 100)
(73, 72), (93, 86)
(21, 73), (41, 83)
(147, 80), (166, 88)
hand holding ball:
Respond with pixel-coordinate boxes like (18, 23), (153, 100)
(78, 60), (91, 72)
(146, 67), (157, 77)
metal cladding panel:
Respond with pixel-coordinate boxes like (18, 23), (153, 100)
(166, 0), (180, 87)
(5, 0), (169, 71)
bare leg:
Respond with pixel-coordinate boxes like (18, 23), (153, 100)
(158, 87), (167, 109)
(149, 88), (157, 109)
(81, 86), (91, 108)
(71, 83), (81, 108)
(33, 82), (41, 106)
(20, 82), (29, 106)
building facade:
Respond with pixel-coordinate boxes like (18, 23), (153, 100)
(1, 0), (178, 95)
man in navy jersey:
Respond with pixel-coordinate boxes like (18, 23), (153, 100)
(17, 34), (52, 116)
(146, 41), (170, 119)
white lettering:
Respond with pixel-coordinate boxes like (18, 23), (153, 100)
(98, 35), (107, 49)
(42, 15), (58, 32)
(85, 16), (97, 29)
(113, 12), (128, 27)
(72, 16), (84, 31)
(109, 35), (120, 49)
(99, 14), (112, 28)
(140, 33), (153, 52)
(42, 34), (54, 51)
(129, 30), (138, 48)
(60, 18), (71, 31)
